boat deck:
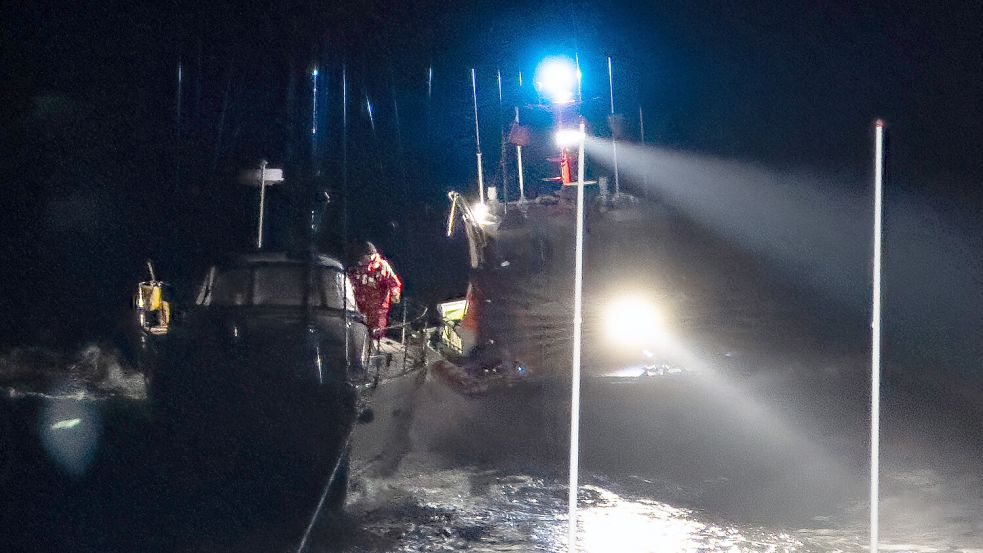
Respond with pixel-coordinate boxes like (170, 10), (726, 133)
(365, 333), (434, 382)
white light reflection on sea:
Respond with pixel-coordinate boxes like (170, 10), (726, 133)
(577, 486), (802, 553)
(340, 461), (831, 553)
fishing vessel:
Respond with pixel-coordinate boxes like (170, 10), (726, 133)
(433, 58), (681, 396)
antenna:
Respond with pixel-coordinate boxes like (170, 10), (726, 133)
(311, 66), (319, 175)
(515, 106), (526, 202)
(471, 68), (485, 203)
(239, 160), (284, 249)
(497, 68), (508, 203)
(608, 56), (620, 197)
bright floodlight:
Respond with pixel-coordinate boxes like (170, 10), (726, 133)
(604, 296), (665, 347)
(555, 128), (586, 148)
(471, 202), (490, 224)
(535, 57), (578, 104)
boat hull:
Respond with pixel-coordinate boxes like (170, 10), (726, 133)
(147, 311), (360, 529)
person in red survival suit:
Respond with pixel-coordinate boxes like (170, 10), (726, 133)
(348, 241), (403, 340)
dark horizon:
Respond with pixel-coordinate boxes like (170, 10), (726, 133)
(3, 0), (983, 351)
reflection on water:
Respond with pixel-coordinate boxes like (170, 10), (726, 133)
(326, 454), (859, 553)
(3, 347), (982, 552)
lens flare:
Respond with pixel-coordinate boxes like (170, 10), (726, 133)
(603, 296), (665, 347)
(471, 202), (490, 224)
(555, 128), (586, 148)
(535, 57), (578, 104)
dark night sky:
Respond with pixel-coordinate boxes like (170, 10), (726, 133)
(2, 0), (983, 348)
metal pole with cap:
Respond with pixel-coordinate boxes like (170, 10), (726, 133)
(870, 118), (885, 553)
(258, 160), (268, 249)
(240, 161), (284, 250)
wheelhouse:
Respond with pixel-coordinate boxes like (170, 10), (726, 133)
(193, 252), (359, 314)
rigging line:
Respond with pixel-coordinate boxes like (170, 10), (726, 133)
(295, 437), (352, 553)
(471, 67), (485, 203)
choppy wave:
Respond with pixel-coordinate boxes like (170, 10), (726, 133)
(0, 345), (145, 400)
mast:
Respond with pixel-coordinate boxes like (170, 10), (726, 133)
(497, 68), (508, 203)
(310, 66), (319, 174)
(515, 107), (526, 202)
(608, 56), (620, 197)
(471, 67), (485, 203)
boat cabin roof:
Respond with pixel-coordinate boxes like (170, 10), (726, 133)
(195, 251), (355, 308)
(224, 251), (345, 272)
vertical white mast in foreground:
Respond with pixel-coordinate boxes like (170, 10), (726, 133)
(568, 118), (587, 552)
(870, 118), (885, 553)
(472, 68), (485, 204)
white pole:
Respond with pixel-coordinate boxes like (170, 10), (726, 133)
(257, 160), (268, 249)
(311, 67), (320, 175)
(446, 193), (458, 237)
(608, 56), (620, 197)
(401, 301), (408, 345)
(497, 69), (508, 204)
(575, 53), (582, 102)
(497, 69), (503, 103)
(567, 118), (586, 552)
(515, 107), (526, 201)
(870, 119), (885, 553)
(640, 106), (650, 195)
(311, 67), (318, 136)
(472, 68), (485, 204)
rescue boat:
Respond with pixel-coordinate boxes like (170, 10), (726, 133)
(132, 246), (432, 523)
(123, 157), (435, 532)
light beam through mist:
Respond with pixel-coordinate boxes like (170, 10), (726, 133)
(583, 138), (870, 306)
(583, 137), (983, 398)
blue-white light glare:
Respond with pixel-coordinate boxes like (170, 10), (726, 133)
(535, 57), (578, 104)
(555, 128), (586, 148)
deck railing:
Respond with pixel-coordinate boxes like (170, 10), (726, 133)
(369, 297), (431, 375)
